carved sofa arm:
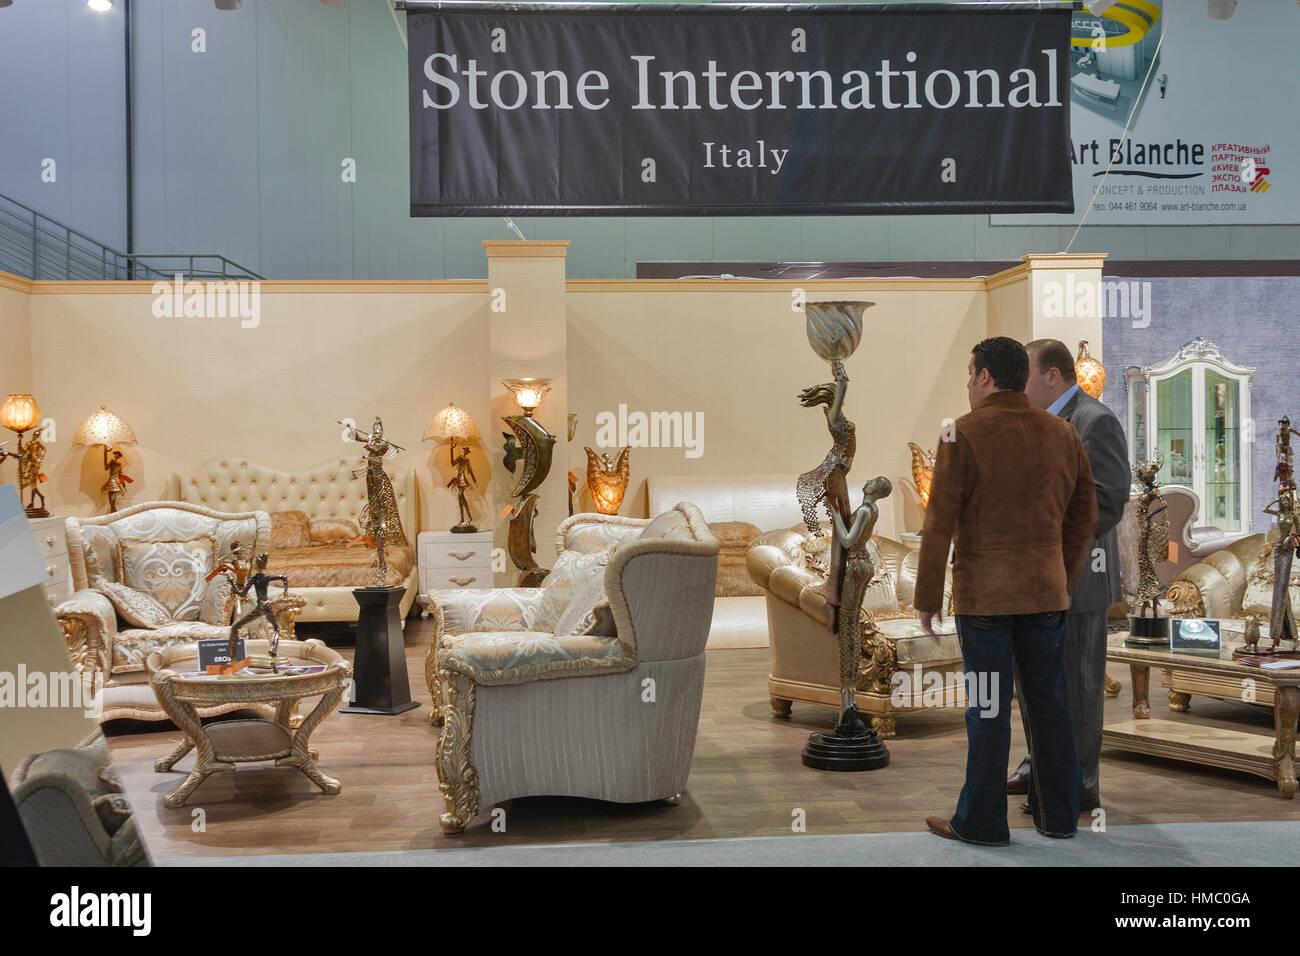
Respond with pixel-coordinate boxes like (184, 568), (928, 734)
(54, 590), (116, 679)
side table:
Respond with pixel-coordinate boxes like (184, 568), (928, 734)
(146, 639), (350, 808)
(418, 530), (494, 616)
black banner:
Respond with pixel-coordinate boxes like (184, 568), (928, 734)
(404, 2), (1075, 216)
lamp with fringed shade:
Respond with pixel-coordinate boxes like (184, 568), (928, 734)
(72, 406), (138, 513)
(425, 403), (483, 533)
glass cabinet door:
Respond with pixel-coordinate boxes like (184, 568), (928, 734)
(1155, 369), (1194, 487)
(1204, 370), (1242, 532)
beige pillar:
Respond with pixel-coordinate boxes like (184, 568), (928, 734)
(484, 241), (570, 585)
(1023, 253), (1109, 360)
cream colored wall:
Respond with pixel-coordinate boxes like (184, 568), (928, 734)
(26, 282), (490, 531)
(566, 281), (987, 536)
(0, 277), (33, 494)
(986, 268), (1031, 343)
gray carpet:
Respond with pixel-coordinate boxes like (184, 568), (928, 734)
(160, 820), (1300, 867)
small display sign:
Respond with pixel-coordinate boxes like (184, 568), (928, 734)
(1170, 618), (1221, 655)
(197, 637), (247, 675)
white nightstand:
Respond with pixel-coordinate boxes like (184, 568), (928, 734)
(28, 514), (72, 606)
(418, 531), (494, 616)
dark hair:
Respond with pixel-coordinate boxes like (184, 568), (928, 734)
(1026, 338), (1078, 383)
(971, 337), (1029, 392)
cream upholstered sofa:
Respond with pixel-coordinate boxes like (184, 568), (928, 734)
(163, 457), (420, 623)
(1166, 529), (1286, 621)
(748, 526), (962, 738)
(647, 474), (880, 649)
(424, 504), (719, 833)
(54, 500), (273, 721)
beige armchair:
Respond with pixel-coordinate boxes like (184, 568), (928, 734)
(421, 504), (720, 833)
(54, 500), (275, 721)
(749, 526), (963, 737)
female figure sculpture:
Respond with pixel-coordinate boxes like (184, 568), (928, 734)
(1132, 456), (1169, 618)
(341, 417), (408, 587)
(103, 449), (133, 513)
(447, 444), (478, 532)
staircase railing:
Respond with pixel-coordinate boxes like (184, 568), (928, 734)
(0, 191), (263, 281)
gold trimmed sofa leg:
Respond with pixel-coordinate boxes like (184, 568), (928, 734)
(436, 670), (479, 833)
(770, 697), (792, 719)
(425, 644), (445, 725)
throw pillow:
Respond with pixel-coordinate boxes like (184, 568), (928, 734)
(1242, 541), (1300, 620)
(270, 511), (313, 550)
(94, 581), (170, 629)
(709, 521), (764, 598)
(309, 517), (360, 546)
(115, 535), (216, 622)
(536, 550), (611, 634)
(198, 574), (236, 626)
(553, 568), (610, 636)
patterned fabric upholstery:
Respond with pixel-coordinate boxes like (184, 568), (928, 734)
(535, 551), (612, 634)
(115, 535), (216, 621)
(110, 622), (232, 674)
(558, 517), (644, 555)
(437, 630), (633, 686)
(428, 588), (545, 634)
(94, 581), (170, 629)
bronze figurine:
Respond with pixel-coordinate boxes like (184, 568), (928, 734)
(796, 357), (855, 559)
(227, 552), (289, 670)
(340, 417), (408, 588)
(447, 443), (478, 533)
(1132, 455), (1169, 618)
(103, 449), (133, 513)
(1261, 417), (1300, 651)
(17, 426), (49, 517)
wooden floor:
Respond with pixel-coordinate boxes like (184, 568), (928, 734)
(103, 619), (1300, 860)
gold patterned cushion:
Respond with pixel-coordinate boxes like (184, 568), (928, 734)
(309, 517), (360, 546)
(94, 580), (170, 629)
(198, 575), (235, 626)
(115, 535), (216, 622)
(535, 551), (611, 633)
(1242, 541), (1300, 619)
(553, 568), (609, 636)
(710, 521), (764, 598)
(270, 511), (313, 550)
(110, 622), (230, 674)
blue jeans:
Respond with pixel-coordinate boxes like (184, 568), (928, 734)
(949, 612), (1081, 845)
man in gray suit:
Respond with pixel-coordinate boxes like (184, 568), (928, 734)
(1008, 339), (1130, 811)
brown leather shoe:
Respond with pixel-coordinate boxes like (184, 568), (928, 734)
(926, 816), (958, 840)
(1006, 769), (1031, 794)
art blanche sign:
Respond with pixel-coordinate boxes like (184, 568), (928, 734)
(993, 0), (1299, 226)
(403, 1), (1075, 216)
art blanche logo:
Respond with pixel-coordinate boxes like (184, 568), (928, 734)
(891, 665), (1000, 719)
(0, 666), (100, 718)
(151, 275), (261, 329)
(1041, 275), (1152, 329)
(594, 403), (704, 459)
(50, 886), (151, 936)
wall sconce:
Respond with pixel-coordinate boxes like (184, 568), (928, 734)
(0, 394), (49, 516)
(500, 378), (552, 418)
(907, 442), (935, 510)
(72, 405), (138, 513)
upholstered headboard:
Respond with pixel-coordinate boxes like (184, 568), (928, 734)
(646, 473), (890, 539)
(163, 457), (419, 544)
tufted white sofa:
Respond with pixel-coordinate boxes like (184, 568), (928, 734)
(646, 473), (883, 648)
(163, 457), (420, 623)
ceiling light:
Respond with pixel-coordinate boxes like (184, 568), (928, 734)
(1208, 0), (1238, 17)
(87, 0), (113, 11)
(214, 0), (241, 8)
(321, 0), (346, 6)
(1084, 1), (1119, 13)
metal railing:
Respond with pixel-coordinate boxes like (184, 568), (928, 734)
(0, 191), (263, 282)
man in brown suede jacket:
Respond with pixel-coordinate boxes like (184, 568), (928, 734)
(917, 337), (1097, 846)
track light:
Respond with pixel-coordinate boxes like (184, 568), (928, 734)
(1208, 0), (1237, 18)
(1084, 1), (1119, 13)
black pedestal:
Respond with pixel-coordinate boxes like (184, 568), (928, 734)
(341, 585), (419, 716)
(801, 707), (890, 771)
(1127, 613), (1171, 645)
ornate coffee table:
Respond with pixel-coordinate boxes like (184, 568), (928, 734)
(146, 639), (351, 808)
(1104, 632), (1300, 798)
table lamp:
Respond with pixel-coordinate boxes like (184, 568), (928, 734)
(424, 402), (482, 533)
(0, 393), (48, 516)
(72, 405), (138, 513)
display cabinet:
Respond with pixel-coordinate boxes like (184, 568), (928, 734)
(1126, 338), (1255, 535)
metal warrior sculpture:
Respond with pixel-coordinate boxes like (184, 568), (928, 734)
(340, 417), (409, 588)
(1261, 417), (1300, 650)
(18, 425), (49, 516)
(447, 443), (478, 532)
(794, 301), (889, 771)
(1132, 454), (1170, 618)
(226, 552), (289, 669)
